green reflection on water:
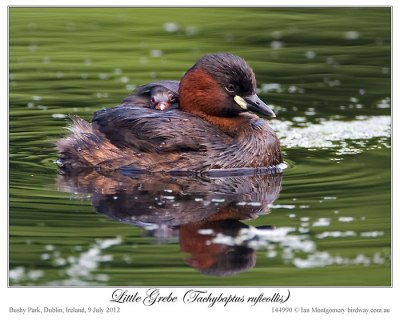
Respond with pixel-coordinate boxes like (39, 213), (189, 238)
(9, 7), (391, 286)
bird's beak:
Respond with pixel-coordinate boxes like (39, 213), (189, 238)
(234, 94), (276, 118)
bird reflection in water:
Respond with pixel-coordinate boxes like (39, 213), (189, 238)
(57, 169), (282, 277)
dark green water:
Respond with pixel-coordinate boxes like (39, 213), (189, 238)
(9, 7), (391, 286)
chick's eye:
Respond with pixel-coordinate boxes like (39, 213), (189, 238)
(168, 93), (176, 103)
(225, 84), (235, 93)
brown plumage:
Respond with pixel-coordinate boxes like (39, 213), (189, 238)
(56, 53), (282, 174)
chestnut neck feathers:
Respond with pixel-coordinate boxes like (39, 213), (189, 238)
(179, 53), (259, 136)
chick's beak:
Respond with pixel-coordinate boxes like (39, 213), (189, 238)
(155, 102), (170, 111)
(244, 94), (276, 118)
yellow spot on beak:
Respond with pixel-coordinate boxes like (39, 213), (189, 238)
(234, 95), (247, 110)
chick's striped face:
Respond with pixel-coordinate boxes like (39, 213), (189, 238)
(149, 86), (178, 111)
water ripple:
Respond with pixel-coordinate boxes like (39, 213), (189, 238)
(271, 115), (391, 154)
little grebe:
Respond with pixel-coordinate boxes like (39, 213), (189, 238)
(56, 53), (282, 173)
(123, 80), (179, 111)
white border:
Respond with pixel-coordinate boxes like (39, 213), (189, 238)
(2, 1), (397, 319)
